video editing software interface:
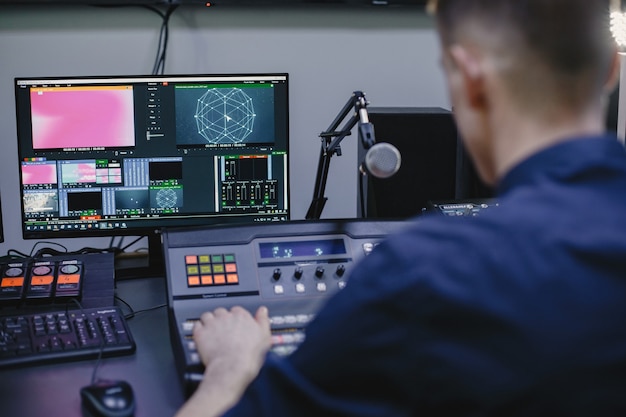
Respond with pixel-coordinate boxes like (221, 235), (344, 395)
(14, 74), (290, 238)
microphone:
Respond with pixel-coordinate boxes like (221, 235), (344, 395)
(360, 142), (402, 178)
(357, 106), (401, 179)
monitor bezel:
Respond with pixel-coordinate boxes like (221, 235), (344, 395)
(14, 72), (291, 241)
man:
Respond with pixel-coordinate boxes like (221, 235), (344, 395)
(177, 1), (626, 415)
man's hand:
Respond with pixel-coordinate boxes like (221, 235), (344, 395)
(195, 306), (272, 383)
(175, 306), (272, 417)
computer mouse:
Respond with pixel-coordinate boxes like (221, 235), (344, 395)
(80, 379), (136, 417)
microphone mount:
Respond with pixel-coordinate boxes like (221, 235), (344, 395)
(306, 91), (372, 220)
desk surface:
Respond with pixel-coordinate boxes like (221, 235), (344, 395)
(0, 276), (186, 417)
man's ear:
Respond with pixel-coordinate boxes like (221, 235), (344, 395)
(605, 49), (621, 94)
(448, 44), (487, 109)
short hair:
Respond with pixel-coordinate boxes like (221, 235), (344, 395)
(429, 0), (615, 111)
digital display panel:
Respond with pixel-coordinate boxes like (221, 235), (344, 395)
(259, 239), (346, 259)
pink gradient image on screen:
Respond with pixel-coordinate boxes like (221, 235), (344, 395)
(21, 162), (58, 185)
(30, 86), (135, 149)
(61, 162), (97, 184)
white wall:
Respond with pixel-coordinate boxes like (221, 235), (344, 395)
(0, 5), (450, 255)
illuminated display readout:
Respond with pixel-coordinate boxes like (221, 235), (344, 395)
(259, 239), (346, 259)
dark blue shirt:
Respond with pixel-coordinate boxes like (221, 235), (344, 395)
(225, 136), (626, 416)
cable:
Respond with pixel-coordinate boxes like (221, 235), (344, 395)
(119, 236), (145, 252)
(114, 295), (135, 319)
(108, 236), (120, 252)
(1, 238), (146, 265)
(143, 4), (179, 75)
(359, 171), (367, 218)
(115, 294), (166, 321)
(5, 249), (30, 259)
(0, 244), (121, 263)
(127, 303), (167, 320)
(29, 241), (69, 258)
(90, 3), (179, 75)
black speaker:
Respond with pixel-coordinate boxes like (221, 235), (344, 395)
(357, 107), (490, 219)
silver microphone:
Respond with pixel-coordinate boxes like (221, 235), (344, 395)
(360, 142), (401, 179)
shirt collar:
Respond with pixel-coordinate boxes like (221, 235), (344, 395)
(496, 135), (626, 196)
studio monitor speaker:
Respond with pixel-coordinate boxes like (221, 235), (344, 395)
(358, 107), (490, 219)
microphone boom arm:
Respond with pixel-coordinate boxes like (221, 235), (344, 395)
(306, 91), (369, 220)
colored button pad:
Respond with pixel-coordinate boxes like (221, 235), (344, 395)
(185, 254), (238, 287)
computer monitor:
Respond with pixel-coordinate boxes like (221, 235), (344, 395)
(14, 73), (290, 272)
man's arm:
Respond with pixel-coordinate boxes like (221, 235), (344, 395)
(175, 306), (272, 417)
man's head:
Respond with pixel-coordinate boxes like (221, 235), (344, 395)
(428, 0), (618, 185)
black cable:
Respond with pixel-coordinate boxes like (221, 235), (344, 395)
(29, 241), (69, 258)
(90, 3), (179, 75)
(359, 171), (367, 218)
(143, 4), (179, 75)
(119, 236), (145, 252)
(2, 237), (146, 265)
(108, 236), (119, 252)
(114, 295), (135, 319)
(5, 249), (30, 259)
(124, 303), (167, 321)
(115, 294), (167, 321)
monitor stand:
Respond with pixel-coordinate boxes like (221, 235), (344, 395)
(114, 230), (165, 280)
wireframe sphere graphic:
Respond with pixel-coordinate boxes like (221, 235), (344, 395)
(156, 188), (177, 208)
(195, 88), (256, 144)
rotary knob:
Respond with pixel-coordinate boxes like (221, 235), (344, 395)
(336, 264), (346, 277)
(272, 268), (282, 281)
(315, 266), (325, 278)
(294, 267), (304, 280)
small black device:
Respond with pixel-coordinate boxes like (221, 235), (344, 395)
(425, 198), (499, 217)
(80, 379), (135, 417)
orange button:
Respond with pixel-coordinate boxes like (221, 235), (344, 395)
(1, 277), (24, 287)
(226, 273), (239, 284)
(31, 276), (54, 285)
(57, 274), (80, 284)
(201, 275), (213, 285)
(188, 276), (200, 286)
(185, 255), (198, 264)
(213, 274), (226, 284)
(225, 263), (237, 273)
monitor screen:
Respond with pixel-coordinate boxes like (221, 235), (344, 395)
(14, 73), (290, 241)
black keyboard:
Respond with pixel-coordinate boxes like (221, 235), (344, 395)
(0, 306), (135, 368)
